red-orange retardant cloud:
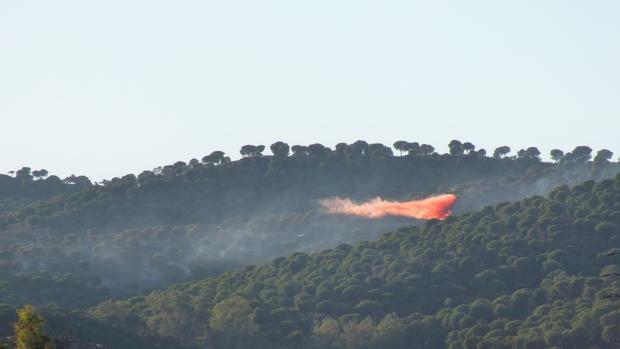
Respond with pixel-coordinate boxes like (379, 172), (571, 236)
(319, 194), (458, 220)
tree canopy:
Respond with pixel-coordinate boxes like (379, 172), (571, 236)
(83, 172), (620, 348)
(0, 140), (619, 348)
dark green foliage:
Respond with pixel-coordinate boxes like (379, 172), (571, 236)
(493, 146), (511, 159)
(80, 172), (620, 348)
(1, 141), (620, 348)
(550, 149), (564, 162)
(13, 305), (53, 349)
(594, 149), (614, 164)
(1, 141), (616, 311)
(0, 169), (90, 215)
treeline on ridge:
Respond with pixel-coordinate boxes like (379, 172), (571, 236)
(0, 140), (617, 312)
(1, 140), (615, 231)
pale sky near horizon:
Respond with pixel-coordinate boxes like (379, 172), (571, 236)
(1, 1), (619, 181)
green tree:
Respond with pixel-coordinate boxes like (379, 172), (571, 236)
(291, 145), (308, 157)
(270, 141), (290, 158)
(334, 143), (348, 156)
(63, 174), (91, 186)
(516, 147), (541, 160)
(550, 149), (564, 162)
(252, 145), (266, 157)
(418, 144), (435, 156)
(240, 145), (256, 157)
(525, 147), (541, 160)
(404, 142), (420, 156)
(462, 142), (476, 154)
(210, 296), (258, 347)
(15, 167), (33, 181)
(188, 158), (200, 167)
(202, 151), (225, 164)
(350, 140), (369, 158)
(393, 141), (408, 156)
(145, 290), (195, 340)
(493, 146), (511, 158)
(594, 149), (613, 163)
(312, 317), (342, 349)
(31, 170), (48, 180)
(448, 140), (464, 156)
(341, 317), (376, 349)
(368, 143), (393, 158)
(564, 146), (592, 163)
(308, 143), (330, 158)
(373, 313), (408, 348)
(13, 305), (53, 349)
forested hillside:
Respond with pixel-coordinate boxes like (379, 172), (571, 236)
(2, 142), (613, 232)
(81, 173), (620, 349)
(0, 141), (617, 312)
(0, 168), (90, 215)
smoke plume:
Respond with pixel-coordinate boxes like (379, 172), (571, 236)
(319, 194), (458, 220)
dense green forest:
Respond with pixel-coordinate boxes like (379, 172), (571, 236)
(81, 173), (620, 348)
(0, 169), (90, 216)
(0, 141), (617, 309)
(0, 140), (619, 348)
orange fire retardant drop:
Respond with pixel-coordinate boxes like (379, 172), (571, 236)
(319, 193), (458, 220)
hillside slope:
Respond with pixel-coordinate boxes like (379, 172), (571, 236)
(0, 142), (617, 310)
(0, 170), (91, 215)
(80, 173), (620, 348)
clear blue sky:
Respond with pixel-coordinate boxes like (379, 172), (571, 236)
(1, 1), (619, 181)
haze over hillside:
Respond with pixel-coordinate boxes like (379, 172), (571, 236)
(3, 1), (620, 348)
(84, 174), (620, 348)
(0, 140), (619, 348)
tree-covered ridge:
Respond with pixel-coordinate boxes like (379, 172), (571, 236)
(0, 141), (618, 311)
(2, 141), (615, 231)
(86, 173), (620, 348)
(0, 167), (91, 216)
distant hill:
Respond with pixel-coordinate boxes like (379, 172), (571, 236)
(70, 173), (620, 348)
(0, 141), (617, 313)
(0, 169), (91, 215)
